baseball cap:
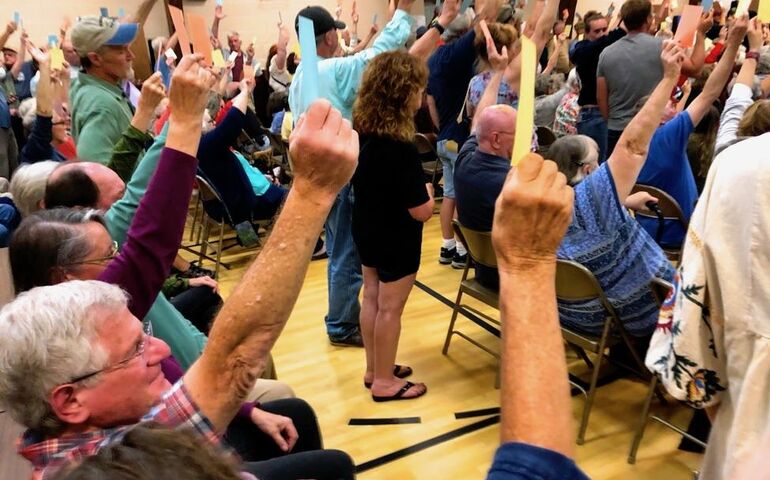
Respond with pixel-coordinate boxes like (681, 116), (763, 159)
(71, 15), (139, 56)
(294, 6), (346, 37)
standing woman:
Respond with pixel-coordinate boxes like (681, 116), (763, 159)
(352, 52), (434, 402)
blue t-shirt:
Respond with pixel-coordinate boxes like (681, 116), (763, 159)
(233, 150), (271, 197)
(558, 163), (675, 336)
(427, 30), (477, 144)
(636, 112), (697, 247)
(487, 442), (589, 480)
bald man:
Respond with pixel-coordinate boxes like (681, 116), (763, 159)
(453, 104), (517, 290)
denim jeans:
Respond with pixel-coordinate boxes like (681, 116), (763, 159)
(576, 107), (608, 163)
(324, 183), (362, 339)
(436, 139), (459, 199)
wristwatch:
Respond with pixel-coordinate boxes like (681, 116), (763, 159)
(429, 18), (446, 35)
(746, 50), (760, 62)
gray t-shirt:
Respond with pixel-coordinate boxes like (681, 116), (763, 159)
(597, 33), (663, 131)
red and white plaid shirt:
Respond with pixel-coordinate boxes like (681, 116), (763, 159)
(18, 380), (222, 480)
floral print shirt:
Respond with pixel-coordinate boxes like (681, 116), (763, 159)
(645, 134), (770, 479)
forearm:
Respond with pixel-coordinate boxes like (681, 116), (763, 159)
(166, 116), (203, 158)
(532, 0), (559, 52)
(187, 188), (333, 431)
(597, 79), (609, 119)
(682, 35), (706, 76)
(212, 18), (221, 41)
(128, 0), (159, 28)
(409, 28), (441, 59)
(36, 71), (54, 116)
(499, 262), (574, 458)
(700, 43), (738, 101)
(524, 0), (546, 38)
(275, 43), (288, 70)
(10, 45), (24, 78)
(737, 54), (757, 86)
(130, 103), (156, 133)
(0, 31), (9, 50)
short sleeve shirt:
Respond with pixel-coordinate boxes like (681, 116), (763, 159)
(636, 112), (698, 247)
(467, 71), (519, 119)
(558, 163), (675, 336)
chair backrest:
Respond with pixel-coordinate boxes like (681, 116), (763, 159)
(631, 184), (688, 227)
(649, 277), (673, 308)
(195, 175), (224, 204)
(536, 125), (557, 147)
(414, 133), (437, 156)
(452, 220), (497, 268)
(555, 259), (619, 321)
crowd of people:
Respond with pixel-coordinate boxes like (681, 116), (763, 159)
(1, 0), (770, 478)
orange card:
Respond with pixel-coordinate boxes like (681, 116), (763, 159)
(243, 64), (255, 81)
(674, 5), (702, 48)
(187, 13), (213, 66)
(168, 5), (192, 56)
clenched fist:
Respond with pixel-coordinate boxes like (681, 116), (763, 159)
(289, 100), (359, 203)
(492, 153), (573, 271)
(168, 54), (216, 126)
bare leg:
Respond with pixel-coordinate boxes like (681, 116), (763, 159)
(370, 273), (426, 398)
(439, 197), (456, 241)
(361, 267), (380, 385)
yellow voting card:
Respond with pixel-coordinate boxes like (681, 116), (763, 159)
(511, 36), (535, 166)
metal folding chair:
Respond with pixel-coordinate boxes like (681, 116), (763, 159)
(631, 184), (689, 264)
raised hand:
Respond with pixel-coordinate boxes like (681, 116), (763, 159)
(5, 22), (17, 35)
(492, 152), (573, 270)
(167, 54), (216, 155)
(698, 11), (714, 35)
(289, 99), (359, 203)
(214, 4), (226, 21)
(438, 0), (461, 26)
(660, 40), (685, 79)
(747, 16), (762, 51)
(138, 71), (167, 113)
(487, 35), (510, 72)
(728, 13), (749, 47)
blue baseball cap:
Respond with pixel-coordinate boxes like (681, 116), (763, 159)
(71, 15), (139, 56)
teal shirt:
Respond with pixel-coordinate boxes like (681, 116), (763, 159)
(234, 150), (271, 196)
(70, 72), (134, 164)
(106, 124), (208, 370)
(288, 9), (414, 120)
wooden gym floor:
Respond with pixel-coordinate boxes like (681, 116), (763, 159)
(0, 205), (703, 480)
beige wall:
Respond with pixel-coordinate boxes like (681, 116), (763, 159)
(4, 0), (399, 65)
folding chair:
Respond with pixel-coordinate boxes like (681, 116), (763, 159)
(556, 259), (657, 444)
(627, 278), (706, 464)
(443, 220), (501, 387)
(631, 184), (689, 264)
(414, 133), (443, 199)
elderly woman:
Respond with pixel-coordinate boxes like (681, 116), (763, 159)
(352, 51), (434, 401)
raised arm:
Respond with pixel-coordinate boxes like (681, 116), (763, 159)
(596, 76), (609, 119)
(608, 41), (684, 202)
(686, 15), (746, 126)
(108, 72), (167, 182)
(503, 0), (559, 88)
(184, 100), (358, 431)
(0, 21), (16, 51)
(274, 22), (289, 72)
(126, 0), (161, 31)
(681, 13), (713, 77)
(472, 38), (510, 132)
(409, 0), (460, 60)
(10, 30), (27, 79)
(20, 50), (56, 163)
(211, 4), (225, 43)
(492, 152), (575, 458)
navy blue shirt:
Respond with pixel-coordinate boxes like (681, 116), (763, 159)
(571, 28), (626, 106)
(14, 61), (36, 101)
(487, 442), (589, 480)
(636, 112), (697, 247)
(454, 134), (510, 289)
(427, 30), (477, 144)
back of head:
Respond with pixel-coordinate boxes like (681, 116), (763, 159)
(474, 22), (518, 68)
(0, 280), (122, 435)
(738, 99), (770, 137)
(10, 208), (105, 292)
(443, 9), (473, 41)
(567, 68), (581, 92)
(52, 423), (242, 480)
(546, 135), (592, 184)
(353, 51), (428, 143)
(45, 163), (100, 209)
(9, 161), (59, 217)
(621, 0), (652, 31)
(583, 10), (606, 31)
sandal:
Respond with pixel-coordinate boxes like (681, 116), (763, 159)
(372, 381), (427, 402)
(364, 364), (413, 389)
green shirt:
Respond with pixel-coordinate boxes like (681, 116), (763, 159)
(70, 72), (134, 164)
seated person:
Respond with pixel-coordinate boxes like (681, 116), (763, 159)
(0, 99), (357, 480)
(636, 19), (746, 247)
(455, 39), (685, 338)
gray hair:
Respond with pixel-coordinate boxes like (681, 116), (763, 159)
(9, 161), (59, 217)
(566, 68), (581, 92)
(0, 280), (126, 434)
(546, 134), (596, 184)
(758, 45), (770, 75)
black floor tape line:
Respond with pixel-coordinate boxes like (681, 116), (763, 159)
(414, 280), (500, 337)
(454, 407), (500, 419)
(349, 417), (422, 425)
(354, 415), (501, 473)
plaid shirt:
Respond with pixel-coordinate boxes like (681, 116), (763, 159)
(18, 380), (221, 480)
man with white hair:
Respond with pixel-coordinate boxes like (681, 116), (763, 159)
(0, 98), (359, 479)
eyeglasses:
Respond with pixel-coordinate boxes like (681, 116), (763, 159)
(68, 322), (152, 384)
(62, 240), (119, 267)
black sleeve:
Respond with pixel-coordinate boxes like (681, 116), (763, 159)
(398, 143), (430, 210)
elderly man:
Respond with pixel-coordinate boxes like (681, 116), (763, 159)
(456, 38), (686, 338)
(211, 3), (256, 83)
(0, 90), (358, 479)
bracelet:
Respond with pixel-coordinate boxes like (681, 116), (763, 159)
(746, 50), (760, 62)
(429, 18), (445, 35)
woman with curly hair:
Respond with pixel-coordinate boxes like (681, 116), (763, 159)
(351, 52), (434, 402)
